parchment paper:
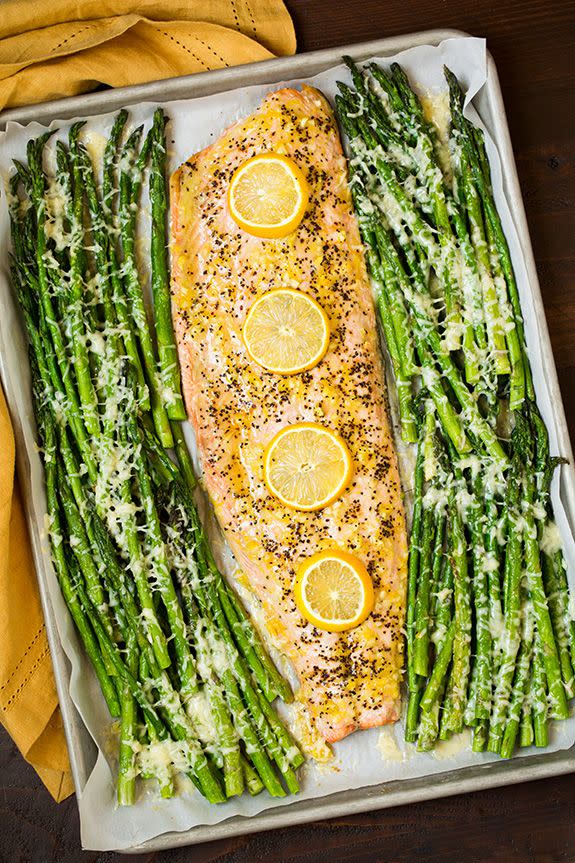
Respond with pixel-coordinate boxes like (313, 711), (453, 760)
(1, 37), (574, 851)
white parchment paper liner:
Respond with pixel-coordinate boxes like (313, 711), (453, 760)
(0, 37), (574, 851)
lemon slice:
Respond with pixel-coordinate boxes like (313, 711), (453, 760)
(294, 549), (374, 632)
(228, 153), (309, 239)
(243, 289), (330, 375)
(263, 422), (352, 511)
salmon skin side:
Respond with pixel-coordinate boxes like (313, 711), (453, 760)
(170, 85), (408, 745)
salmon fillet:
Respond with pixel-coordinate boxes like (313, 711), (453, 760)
(170, 85), (407, 744)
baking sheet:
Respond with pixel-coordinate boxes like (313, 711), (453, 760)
(1, 36), (574, 852)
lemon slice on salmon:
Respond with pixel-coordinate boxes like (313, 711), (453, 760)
(263, 422), (352, 511)
(243, 289), (330, 375)
(228, 153), (309, 238)
(294, 549), (374, 632)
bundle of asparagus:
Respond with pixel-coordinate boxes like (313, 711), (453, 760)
(8, 109), (302, 804)
(335, 59), (574, 756)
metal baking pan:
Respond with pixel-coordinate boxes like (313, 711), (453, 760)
(1, 27), (574, 853)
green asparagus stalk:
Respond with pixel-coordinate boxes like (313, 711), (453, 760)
(420, 619), (455, 713)
(487, 464), (522, 753)
(32, 382), (120, 717)
(412, 411), (437, 676)
(72, 122), (149, 410)
(127, 418), (198, 699)
(149, 108), (186, 420)
(26, 133), (98, 483)
(531, 633), (549, 747)
(117, 630), (139, 806)
(444, 66), (531, 406)
(171, 421), (197, 491)
(522, 472), (568, 719)
(469, 472), (492, 722)
(241, 754), (265, 795)
(55, 141), (100, 437)
(119, 126), (174, 447)
(405, 419), (426, 741)
(500, 600), (534, 759)
(441, 494), (472, 735)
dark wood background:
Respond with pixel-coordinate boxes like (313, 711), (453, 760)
(2, 0), (574, 860)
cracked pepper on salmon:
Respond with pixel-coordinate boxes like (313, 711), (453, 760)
(170, 85), (408, 744)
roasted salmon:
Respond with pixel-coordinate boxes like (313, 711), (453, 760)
(170, 85), (407, 744)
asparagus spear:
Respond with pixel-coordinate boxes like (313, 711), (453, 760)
(440, 490), (472, 736)
(469, 472), (492, 722)
(530, 407), (574, 693)
(445, 66), (530, 407)
(71, 122), (149, 410)
(149, 108), (186, 420)
(54, 141), (100, 437)
(36, 389), (120, 718)
(348, 170), (417, 441)
(412, 410), (437, 677)
(127, 417), (198, 700)
(487, 461), (523, 753)
(119, 126), (174, 447)
(117, 630), (139, 806)
(405, 418), (426, 741)
(522, 471), (568, 719)
(25, 134), (98, 483)
(500, 600), (534, 759)
(336, 99), (506, 460)
(532, 633), (549, 747)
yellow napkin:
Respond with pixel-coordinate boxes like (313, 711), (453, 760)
(0, 387), (75, 801)
(0, 0), (296, 111)
(0, 0), (295, 801)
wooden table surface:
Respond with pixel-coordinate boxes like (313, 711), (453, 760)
(2, 0), (575, 860)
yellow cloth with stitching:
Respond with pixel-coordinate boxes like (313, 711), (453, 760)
(0, 0), (295, 802)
